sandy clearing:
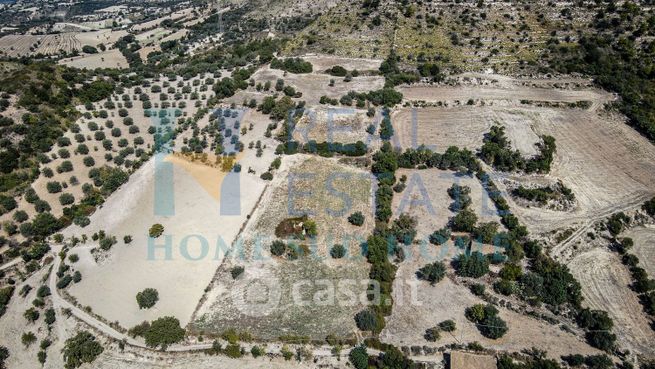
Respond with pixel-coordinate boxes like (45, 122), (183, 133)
(569, 248), (655, 357)
(381, 263), (600, 359)
(59, 48), (128, 69)
(622, 225), (655, 277)
(63, 152), (265, 328)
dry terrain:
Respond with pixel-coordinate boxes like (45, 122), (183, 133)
(568, 248), (655, 357)
(59, 48), (128, 69)
(0, 29), (127, 57)
(191, 155), (374, 340)
(391, 84), (655, 242)
(381, 262), (601, 360)
(623, 226), (655, 276)
(392, 168), (503, 242)
(246, 65), (385, 106)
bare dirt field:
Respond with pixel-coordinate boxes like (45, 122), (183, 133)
(249, 65), (385, 106)
(291, 107), (373, 144)
(191, 155), (374, 340)
(59, 48), (128, 69)
(391, 106), (542, 156)
(391, 89), (655, 241)
(381, 262), (600, 359)
(623, 226), (655, 276)
(568, 248), (655, 357)
(0, 30), (127, 57)
(130, 8), (195, 32)
(392, 168), (502, 242)
(503, 107), (655, 239)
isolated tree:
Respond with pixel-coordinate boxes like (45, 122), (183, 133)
(136, 288), (159, 309)
(149, 224), (164, 238)
(270, 240), (286, 256)
(62, 331), (103, 369)
(416, 262), (446, 285)
(330, 244), (346, 259)
(438, 320), (456, 332)
(424, 327), (440, 342)
(348, 211), (365, 226)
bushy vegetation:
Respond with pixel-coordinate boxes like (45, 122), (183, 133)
(270, 57), (313, 73)
(348, 211), (365, 226)
(416, 262), (446, 285)
(136, 288), (159, 309)
(149, 223), (164, 238)
(62, 331), (104, 369)
(454, 251), (489, 278)
(479, 126), (556, 173)
(129, 316), (185, 349)
(465, 304), (508, 339)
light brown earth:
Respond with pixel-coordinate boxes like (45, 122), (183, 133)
(381, 262), (601, 360)
(290, 107), (373, 144)
(398, 84), (611, 105)
(568, 248), (655, 357)
(59, 48), (128, 69)
(391, 88), (655, 242)
(623, 226), (655, 276)
(191, 155), (374, 340)
(0, 30), (127, 57)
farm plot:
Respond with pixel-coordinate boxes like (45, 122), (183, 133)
(59, 48), (128, 69)
(391, 168), (503, 244)
(498, 108), (655, 237)
(623, 226), (655, 276)
(391, 99), (655, 238)
(250, 65), (385, 106)
(290, 107), (374, 144)
(568, 248), (655, 357)
(390, 106), (542, 156)
(190, 155), (374, 340)
(0, 30), (127, 57)
(381, 261), (600, 359)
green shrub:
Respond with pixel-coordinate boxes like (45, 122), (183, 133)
(62, 331), (103, 369)
(330, 244), (346, 259)
(230, 266), (244, 279)
(416, 262), (446, 285)
(149, 224), (164, 238)
(348, 211), (365, 226)
(136, 288), (159, 309)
